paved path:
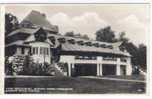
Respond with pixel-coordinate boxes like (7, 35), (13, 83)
(79, 76), (146, 83)
(6, 75), (146, 83)
(5, 75), (55, 78)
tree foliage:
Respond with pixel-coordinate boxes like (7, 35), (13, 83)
(95, 26), (117, 43)
(118, 32), (147, 70)
(64, 31), (74, 37)
(95, 26), (147, 70)
(5, 13), (19, 36)
(65, 31), (90, 40)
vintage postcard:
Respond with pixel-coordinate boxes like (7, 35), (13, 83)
(3, 4), (149, 94)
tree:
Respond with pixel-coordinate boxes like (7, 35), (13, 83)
(119, 32), (129, 43)
(137, 44), (147, 70)
(65, 31), (90, 40)
(118, 32), (147, 71)
(5, 13), (19, 36)
(118, 32), (129, 51)
(81, 34), (90, 40)
(64, 31), (74, 37)
(95, 26), (117, 43)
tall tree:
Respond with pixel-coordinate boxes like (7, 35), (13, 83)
(64, 31), (74, 37)
(95, 26), (117, 43)
(65, 31), (90, 40)
(81, 34), (90, 40)
(5, 13), (19, 36)
(118, 32), (147, 70)
(137, 44), (147, 70)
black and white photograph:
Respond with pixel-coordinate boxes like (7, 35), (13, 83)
(4, 4), (149, 94)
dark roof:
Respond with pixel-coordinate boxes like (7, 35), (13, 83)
(6, 27), (130, 57)
(20, 10), (58, 33)
(47, 33), (130, 56)
(47, 33), (122, 49)
(5, 40), (30, 47)
(6, 28), (40, 37)
(61, 42), (130, 56)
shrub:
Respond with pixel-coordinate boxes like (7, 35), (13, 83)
(5, 55), (55, 76)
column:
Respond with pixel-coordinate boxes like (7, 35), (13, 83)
(71, 63), (75, 76)
(116, 58), (121, 76)
(68, 63), (71, 77)
(99, 64), (103, 76)
(97, 64), (100, 76)
(126, 57), (132, 75)
(16, 47), (21, 55)
(116, 64), (121, 75)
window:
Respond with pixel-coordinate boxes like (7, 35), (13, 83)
(68, 39), (75, 44)
(58, 38), (66, 43)
(40, 47), (43, 55)
(75, 55), (97, 60)
(93, 43), (99, 47)
(77, 41), (84, 45)
(85, 42), (92, 46)
(36, 47), (38, 55)
(120, 58), (127, 62)
(100, 44), (106, 48)
(103, 56), (117, 61)
(33, 47), (36, 54)
(21, 47), (24, 54)
(46, 48), (49, 55)
(44, 48), (46, 55)
(32, 47), (39, 55)
(107, 45), (113, 49)
(39, 47), (49, 55)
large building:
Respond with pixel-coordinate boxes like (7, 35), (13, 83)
(5, 10), (132, 76)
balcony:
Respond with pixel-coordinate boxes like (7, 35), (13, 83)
(103, 57), (117, 61)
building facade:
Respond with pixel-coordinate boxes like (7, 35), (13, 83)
(5, 10), (132, 76)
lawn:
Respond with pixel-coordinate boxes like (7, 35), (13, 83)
(100, 75), (146, 80)
(5, 76), (146, 94)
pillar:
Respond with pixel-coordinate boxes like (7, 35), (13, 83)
(97, 64), (100, 76)
(68, 63), (72, 77)
(97, 57), (103, 76)
(99, 64), (103, 76)
(116, 64), (121, 75)
(16, 47), (21, 55)
(126, 57), (132, 75)
(116, 58), (121, 76)
(71, 63), (75, 76)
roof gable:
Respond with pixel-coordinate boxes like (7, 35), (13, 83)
(20, 10), (58, 33)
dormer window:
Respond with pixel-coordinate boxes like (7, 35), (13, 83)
(93, 43), (99, 47)
(49, 36), (56, 45)
(68, 39), (75, 44)
(34, 28), (47, 42)
(100, 44), (106, 48)
(58, 38), (66, 43)
(49, 36), (55, 40)
(107, 45), (113, 49)
(85, 42), (92, 46)
(77, 40), (84, 45)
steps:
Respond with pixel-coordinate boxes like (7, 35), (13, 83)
(54, 63), (67, 76)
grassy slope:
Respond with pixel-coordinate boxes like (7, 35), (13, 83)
(5, 76), (146, 94)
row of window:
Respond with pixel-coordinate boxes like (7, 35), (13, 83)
(103, 57), (117, 61)
(74, 55), (127, 62)
(49, 36), (114, 49)
(32, 47), (49, 55)
(103, 56), (127, 62)
(75, 55), (97, 60)
(120, 58), (127, 62)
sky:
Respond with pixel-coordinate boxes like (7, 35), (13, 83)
(6, 4), (150, 46)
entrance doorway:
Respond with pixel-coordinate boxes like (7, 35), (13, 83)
(102, 64), (116, 75)
(120, 65), (126, 75)
(74, 64), (97, 76)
